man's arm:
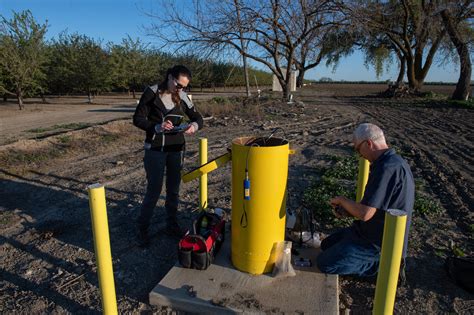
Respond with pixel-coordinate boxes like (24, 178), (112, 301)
(330, 196), (377, 221)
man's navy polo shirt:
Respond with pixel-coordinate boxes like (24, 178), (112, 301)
(353, 148), (415, 257)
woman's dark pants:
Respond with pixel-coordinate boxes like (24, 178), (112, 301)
(137, 150), (182, 232)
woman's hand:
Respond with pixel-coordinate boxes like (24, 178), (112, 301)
(184, 124), (196, 135)
(162, 120), (174, 131)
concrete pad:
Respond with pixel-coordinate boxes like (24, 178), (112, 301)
(150, 232), (338, 314)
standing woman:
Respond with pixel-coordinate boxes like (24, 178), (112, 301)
(133, 65), (203, 246)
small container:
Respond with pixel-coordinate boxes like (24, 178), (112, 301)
(294, 257), (312, 267)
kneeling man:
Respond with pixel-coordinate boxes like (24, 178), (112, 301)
(317, 123), (415, 277)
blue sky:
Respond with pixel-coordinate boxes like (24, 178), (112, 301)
(1, 0), (464, 82)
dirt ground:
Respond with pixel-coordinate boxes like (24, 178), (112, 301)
(0, 84), (473, 314)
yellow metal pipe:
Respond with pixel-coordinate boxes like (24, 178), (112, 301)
(199, 138), (208, 210)
(373, 210), (407, 315)
(181, 152), (231, 183)
(356, 157), (370, 202)
(87, 184), (118, 315)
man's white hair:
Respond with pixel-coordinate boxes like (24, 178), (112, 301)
(353, 123), (386, 145)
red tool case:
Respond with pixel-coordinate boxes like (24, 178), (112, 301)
(178, 212), (225, 270)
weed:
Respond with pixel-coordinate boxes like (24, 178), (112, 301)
(27, 127), (52, 133)
(195, 96), (263, 119)
(448, 98), (474, 109)
(0, 147), (64, 165)
(100, 133), (120, 143)
(468, 224), (474, 237)
(452, 245), (466, 258)
(57, 135), (72, 144)
(414, 178), (426, 191)
(324, 155), (358, 180)
(0, 211), (14, 227)
(53, 122), (91, 130)
(211, 96), (230, 104)
(303, 155), (357, 227)
(27, 122), (91, 134)
(414, 194), (443, 217)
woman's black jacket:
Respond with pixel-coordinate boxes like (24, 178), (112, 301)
(133, 85), (204, 152)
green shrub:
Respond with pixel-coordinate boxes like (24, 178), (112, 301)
(448, 98), (474, 109)
(414, 194), (443, 217)
(303, 155), (358, 227)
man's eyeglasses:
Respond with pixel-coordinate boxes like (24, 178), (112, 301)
(355, 140), (367, 155)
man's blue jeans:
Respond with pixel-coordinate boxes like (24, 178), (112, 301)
(137, 149), (183, 232)
(317, 227), (380, 277)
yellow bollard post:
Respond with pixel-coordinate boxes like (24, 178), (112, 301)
(356, 157), (370, 202)
(373, 209), (407, 315)
(199, 138), (208, 210)
(87, 184), (118, 315)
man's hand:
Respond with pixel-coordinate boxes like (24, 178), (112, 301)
(330, 196), (346, 208)
(330, 196), (350, 218)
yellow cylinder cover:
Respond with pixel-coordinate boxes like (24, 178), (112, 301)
(231, 136), (289, 274)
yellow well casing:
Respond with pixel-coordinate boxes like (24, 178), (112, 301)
(231, 137), (289, 274)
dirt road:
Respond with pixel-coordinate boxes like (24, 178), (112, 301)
(1, 85), (472, 313)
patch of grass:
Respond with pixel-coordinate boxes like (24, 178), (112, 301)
(421, 91), (447, 100)
(303, 155), (358, 227)
(100, 133), (120, 143)
(452, 245), (466, 258)
(414, 178), (426, 191)
(27, 122), (91, 134)
(447, 98), (474, 109)
(195, 96), (263, 120)
(57, 135), (72, 144)
(469, 224), (474, 236)
(27, 127), (52, 133)
(414, 194), (443, 217)
(324, 155), (358, 180)
(53, 122), (92, 130)
(304, 154), (444, 227)
(0, 211), (15, 227)
(211, 96), (231, 105)
(0, 147), (64, 165)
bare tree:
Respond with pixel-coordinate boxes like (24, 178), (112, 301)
(440, 1), (473, 100)
(147, 0), (338, 99)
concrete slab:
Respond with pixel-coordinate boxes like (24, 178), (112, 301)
(150, 231), (338, 314)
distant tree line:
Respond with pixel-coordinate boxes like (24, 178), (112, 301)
(0, 10), (272, 109)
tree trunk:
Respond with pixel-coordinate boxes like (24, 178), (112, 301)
(406, 56), (423, 91)
(441, 9), (472, 101)
(234, 0), (251, 97)
(396, 55), (406, 86)
(296, 70), (305, 88)
(88, 91), (93, 104)
(279, 78), (290, 100)
(16, 88), (24, 110)
(242, 53), (251, 97)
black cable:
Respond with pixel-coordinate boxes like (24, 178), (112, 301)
(264, 127), (287, 146)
